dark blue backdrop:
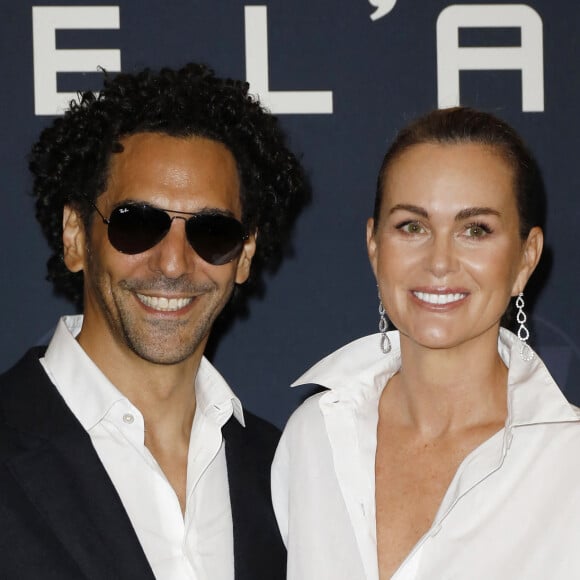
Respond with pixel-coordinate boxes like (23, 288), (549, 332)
(2, 1), (580, 428)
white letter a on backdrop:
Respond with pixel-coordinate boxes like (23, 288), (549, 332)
(437, 4), (544, 112)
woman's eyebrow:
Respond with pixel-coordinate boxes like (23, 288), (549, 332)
(389, 204), (428, 218)
(455, 207), (501, 221)
(388, 204), (501, 221)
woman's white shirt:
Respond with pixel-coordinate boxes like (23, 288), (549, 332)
(272, 329), (580, 580)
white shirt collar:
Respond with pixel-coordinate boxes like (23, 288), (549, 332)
(40, 315), (245, 431)
(292, 327), (579, 427)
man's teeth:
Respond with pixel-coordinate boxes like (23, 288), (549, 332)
(414, 292), (466, 305)
(137, 294), (192, 311)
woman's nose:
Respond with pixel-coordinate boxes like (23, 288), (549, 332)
(426, 233), (458, 278)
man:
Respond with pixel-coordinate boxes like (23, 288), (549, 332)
(0, 63), (309, 579)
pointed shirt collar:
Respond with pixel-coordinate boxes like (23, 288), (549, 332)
(40, 315), (245, 432)
(292, 328), (579, 428)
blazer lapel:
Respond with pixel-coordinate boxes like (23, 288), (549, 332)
(223, 413), (286, 580)
(1, 349), (155, 580)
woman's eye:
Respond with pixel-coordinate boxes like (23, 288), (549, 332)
(465, 223), (492, 238)
(398, 221), (425, 234)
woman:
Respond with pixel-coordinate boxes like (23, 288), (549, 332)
(272, 107), (580, 579)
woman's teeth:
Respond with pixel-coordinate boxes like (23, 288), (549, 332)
(413, 292), (466, 305)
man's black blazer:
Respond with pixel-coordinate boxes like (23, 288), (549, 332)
(0, 347), (286, 579)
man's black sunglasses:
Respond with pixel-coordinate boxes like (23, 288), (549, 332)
(91, 202), (248, 266)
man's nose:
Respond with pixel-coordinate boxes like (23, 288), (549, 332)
(147, 217), (196, 278)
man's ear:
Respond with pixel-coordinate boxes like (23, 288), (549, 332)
(62, 205), (86, 273)
(235, 230), (257, 285)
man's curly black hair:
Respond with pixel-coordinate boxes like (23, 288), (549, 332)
(30, 62), (310, 311)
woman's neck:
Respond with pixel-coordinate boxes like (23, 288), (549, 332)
(382, 331), (508, 436)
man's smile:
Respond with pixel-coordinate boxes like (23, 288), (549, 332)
(136, 293), (194, 312)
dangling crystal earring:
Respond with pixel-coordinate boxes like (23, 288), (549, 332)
(516, 292), (533, 361)
(378, 300), (392, 354)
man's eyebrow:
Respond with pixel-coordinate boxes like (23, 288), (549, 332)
(112, 199), (236, 218)
(455, 207), (501, 221)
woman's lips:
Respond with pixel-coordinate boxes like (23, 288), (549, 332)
(412, 291), (467, 306)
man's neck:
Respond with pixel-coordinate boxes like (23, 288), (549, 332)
(77, 322), (203, 446)
(77, 328), (203, 515)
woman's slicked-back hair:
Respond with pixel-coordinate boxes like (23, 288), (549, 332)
(373, 107), (545, 239)
(30, 63), (311, 308)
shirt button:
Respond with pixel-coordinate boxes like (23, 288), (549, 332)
(122, 413), (135, 424)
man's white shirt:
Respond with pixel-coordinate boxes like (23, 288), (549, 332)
(41, 315), (244, 580)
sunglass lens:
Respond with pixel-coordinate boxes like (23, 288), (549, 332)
(108, 204), (171, 254)
(186, 214), (245, 265)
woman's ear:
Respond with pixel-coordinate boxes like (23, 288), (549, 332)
(62, 205), (87, 273)
(367, 217), (378, 278)
(512, 226), (544, 295)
